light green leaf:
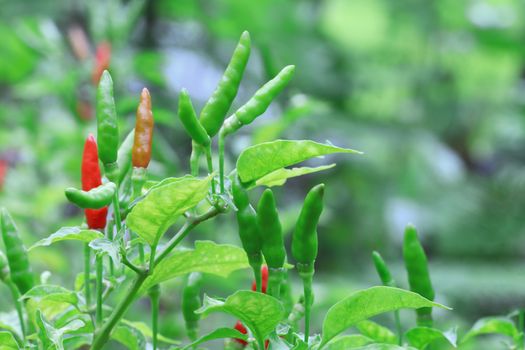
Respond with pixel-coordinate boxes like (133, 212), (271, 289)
(127, 176), (211, 246)
(29, 227), (103, 250)
(405, 327), (457, 349)
(196, 291), (284, 345)
(236, 140), (361, 183)
(461, 317), (518, 344)
(0, 331), (19, 350)
(253, 164), (336, 188)
(141, 241), (249, 292)
(111, 324), (146, 350)
(353, 345), (416, 350)
(325, 335), (373, 350)
(0, 311), (21, 340)
(122, 320), (180, 345)
(21, 285), (78, 307)
(356, 320), (397, 344)
(35, 310), (83, 350)
(89, 238), (120, 267)
(182, 327), (248, 350)
(320, 286), (450, 348)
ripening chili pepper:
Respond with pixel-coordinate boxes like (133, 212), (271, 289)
(82, 135), (107, 230)
(182, 272), (202, 341)
(257, 189), (286, 298)
(221, 65), (295, 137)
(132, 88), (154, 169)
(251, 265), (268, 294)
(92, 41), (111, 85)
(0, 208), (34, 294)
(178, 89), (211, 147)
(0, 159), (7, 191)
(65, 182), (116, 209)
(291, 184), (324, 342)
(403, 224), (435, 327)
(231, 173), (263, 291)
(97, 70), (119, 180)
(200, 31), (251, 137)
(0, 250), (9, 282)
(372, 251), (395, 287)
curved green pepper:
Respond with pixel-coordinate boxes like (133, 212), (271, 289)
(65, 182), (116, 209)
(372, 251), (395, 287)
(0, 208), (34, 294)
(182, 272), (203, 341)
(200, 31), (251, 137)
(231, 174), (263, 291)
(97, 70), (119, 179)
(117, 129), (135, 184)
(178, 89), (211, 147)
(403, 224), (435, 327)
(221, 65), (295, 136)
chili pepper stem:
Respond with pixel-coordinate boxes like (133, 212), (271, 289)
(131, 167), (146, 264)
(518, 309), (525, 350)
(218, 131), (226, 193)
(204, 145), (215, 194)
(84, 243), (91, 307)
(394, 310), (402, 345)
(297, 264), (314, 343)
(90, 209), (221, 349)
(95, 254), (104, 326)
(251, 262), (262, 293)
(7, 280), (26, 340)
(149, 285), (160, 350)
(268, 267), (285, 298)
(190, 142), (202, 177)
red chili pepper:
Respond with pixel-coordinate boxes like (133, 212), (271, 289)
(92, 42), (111, 85)
(233, 321), (248, 346)
(251, 265), (268, 294)
(0, 159), (7, 191)
(81, 135), (107, 229)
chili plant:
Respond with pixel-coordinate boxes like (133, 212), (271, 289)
(0, 32), (455, 350)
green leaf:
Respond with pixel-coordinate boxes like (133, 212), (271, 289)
(236, 140), (361, 183)
(122, 320), (180, 345)
(127, 176), (211, 246)
(253, 164), (336, 188)
(325, 335), (373, 350)
(141, 241), (249, 292)
(35, 310), (84, 350)
(29, 227), (103, 250)
(21, 285), (79, 307)
(89, 238), (121, 267)
(320, 286), (450, 348)
(0, 311), (22, 340)
(353, 345), (416, 350)
(196, 291), (284, 346)
(405, 327), (457, 349)
(111, 324), (147, 350)
(0, 331), (19, 350)
(356, 320), (397, 344)
(461, 317), (518, 344)
(182, 327), (248, 350)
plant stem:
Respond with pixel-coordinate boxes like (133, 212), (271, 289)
(90, 207), (221, 349)
(218, 131), (226, 193)
(394, 310), (402, 345)
(190, 141), (202, 177)
(518, 309), (524, 350)
(96, 255), (104, 326)
(84, 243), (91, 307)
(205, 145), (215, 194)
(7, 280), (26, 340)
(298, 267), (314, 343)
(251, 262), (262, 293)
(268, 267), (284, 299)
(149, 285), (160, 350)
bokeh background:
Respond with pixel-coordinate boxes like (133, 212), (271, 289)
(1, 0), (525, 348)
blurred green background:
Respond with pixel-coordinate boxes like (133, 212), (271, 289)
(1, 0), (525, 348)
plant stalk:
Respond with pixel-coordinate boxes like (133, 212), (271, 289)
(95, 254), (104, 326)
(7, 280), (26, 340)
(84, 243), (91, 307)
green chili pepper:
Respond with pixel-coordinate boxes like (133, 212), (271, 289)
(0, 208), (34, 294)
(117, 129), (135, 184)
(291, 184), (324, 342)
(182, 272), (203, 341)
(178, 89), (211, 147)
(0, 250), (9, 282)
(97, 70), (119, 180)
(231, 173), (263, 292)
(372, 251), (403, 345)
(372, 251), (395, 287)
(403, 224), (435, 327)
(65, 182), (116, 209)
(221, 65), (295, 137)
(200, 31), (251, 137)
(257, 189), (286, 298)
